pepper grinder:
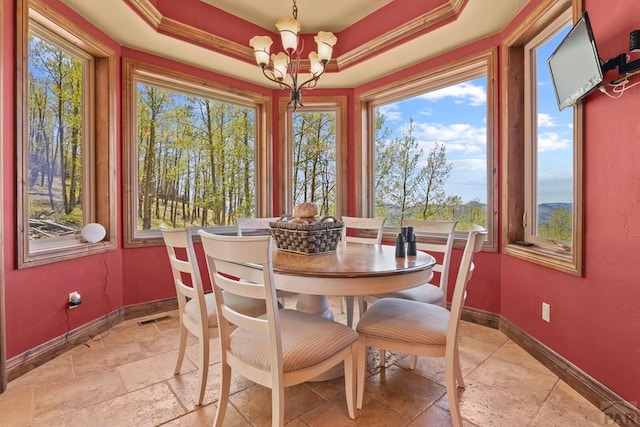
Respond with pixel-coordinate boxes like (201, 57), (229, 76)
(401, 226), (408, 242)
(407, 226), (417, 256)
(395, 230), (406, 258)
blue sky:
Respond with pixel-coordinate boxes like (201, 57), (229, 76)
(536, 24), (573, 204)
(376, 25), (574, 205)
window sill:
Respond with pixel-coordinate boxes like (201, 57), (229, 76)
(125, 226), (238, 248)
(381, 229), (495, 252)
(20, 240), (115, 269)
(503, 242), (581, 276)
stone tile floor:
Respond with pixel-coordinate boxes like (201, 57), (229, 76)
(0, 297), (609, 426)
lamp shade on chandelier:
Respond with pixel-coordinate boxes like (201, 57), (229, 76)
(249, 0), (337, 111)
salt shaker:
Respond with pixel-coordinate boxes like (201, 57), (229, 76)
(395, 231), (406, 257)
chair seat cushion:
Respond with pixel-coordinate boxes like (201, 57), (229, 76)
(356, 298), (449, 346)
(185, 292), (268, 328)
(230, 309), (359, 372)
(376, 283), (444, 305)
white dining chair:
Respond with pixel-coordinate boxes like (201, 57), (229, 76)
(355, 225), (486, 427)
(160, 227), (267, 405)
(236, 216), (297, 306)
(198, 231), (358, 426)
(235, 217), (281, 236)
(361, 220), (458, 369)
(339, 216), (386, 327)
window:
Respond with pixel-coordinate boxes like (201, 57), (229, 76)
(17, 0), (116, 267)
(358, 50), (498, 249)
(278, 97), (347, 217)
(503, 0), (583, 275)
(123, 60), (271, 246)
(525, 12), (574, 251)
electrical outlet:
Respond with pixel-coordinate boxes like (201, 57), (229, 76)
(68, 291), (82, 309)
(542, 302), (550, 322)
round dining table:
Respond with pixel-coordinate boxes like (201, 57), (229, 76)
(271, 242), (436, 320)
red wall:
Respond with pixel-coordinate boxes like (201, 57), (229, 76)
(499, 0), (640, 405)
(2, 0), (638, 408)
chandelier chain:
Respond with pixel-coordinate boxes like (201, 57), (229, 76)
(292, 0), (298, 20)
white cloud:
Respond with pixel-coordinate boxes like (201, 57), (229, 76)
(451, 158), (486, 172)
(418, 82), (486, 106)
(537, 132), (571, 152)
(377, 104), (403, 122)
(538, 113), (557, 127)
(414, 122), (486, 145)
(446, 143), (483, 154)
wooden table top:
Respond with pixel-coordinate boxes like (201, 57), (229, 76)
(272, 242), (435, 279)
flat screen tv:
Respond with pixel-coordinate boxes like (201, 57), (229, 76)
(547, 11), (603, 111)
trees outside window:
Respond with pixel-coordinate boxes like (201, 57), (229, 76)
(136, 84), (256, 229)
(27, 33), (86, 240)
(292, 110), (337, 216)
(123, 61), (270, 246)
(278, 97), (346, 218)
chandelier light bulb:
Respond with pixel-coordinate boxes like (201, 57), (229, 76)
(309, 52), (323, 76)
(249, 36), (273, 67)
(276, 17), (301, 52)
(271, 52), (289, 81)
(315, 31), (337, 63)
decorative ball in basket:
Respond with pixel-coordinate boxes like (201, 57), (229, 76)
(269, 202), (344, 255)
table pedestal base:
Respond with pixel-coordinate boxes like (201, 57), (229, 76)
(295, 294), (333, 321)
(295, 294), (345, 380)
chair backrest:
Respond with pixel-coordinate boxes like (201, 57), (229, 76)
(446, 225), (487, 345)
(403, 220), (457, 296)
(160, 228), (207, 327)
(236, 217), (281, 236)
(341, 216), (386, 245)
(198, 231), (283, 385)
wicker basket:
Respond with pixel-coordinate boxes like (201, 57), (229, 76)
(269, 215), (344, 255)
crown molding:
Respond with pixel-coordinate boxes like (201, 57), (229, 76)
(126, 0), (468, 72)
(336, 0), (466, 69)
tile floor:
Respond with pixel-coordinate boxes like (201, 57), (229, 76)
(0, 297), (609, 426)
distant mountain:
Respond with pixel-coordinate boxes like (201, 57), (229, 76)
(538, 202), (572, 225)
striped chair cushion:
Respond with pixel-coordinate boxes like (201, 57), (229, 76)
(356, 298), (449, 346)
(185, 292), (268, 328)
(375, 283), (444, 305)
(229, 309), (359, 372)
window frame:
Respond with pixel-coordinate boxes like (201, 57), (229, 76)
(16, 0), (116, 268)
(356, 49), (499, 250)
(502, 0), (584, 276)
(278, 96), (348, 217)
(122, 59), (272, 247)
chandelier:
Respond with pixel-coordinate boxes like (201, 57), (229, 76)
(249, 0), (337, 111)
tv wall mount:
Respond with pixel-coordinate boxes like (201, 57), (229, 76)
(600, 30), (640, 75)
